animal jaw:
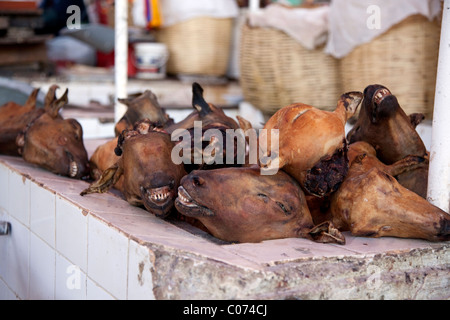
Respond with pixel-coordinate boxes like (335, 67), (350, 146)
(140, 185), (175, 218)
(372, 87), (391, 106)
(175, 186), (215, 217)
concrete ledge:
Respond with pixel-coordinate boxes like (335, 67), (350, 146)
(0, 151), (448, 300)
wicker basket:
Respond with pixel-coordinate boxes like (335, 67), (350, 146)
(239, 22), (341, 116)
(341, 15), (440, 119)
(155, 17), (233, 77)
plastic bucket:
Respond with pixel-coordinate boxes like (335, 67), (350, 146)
(133, 42), (168, 79)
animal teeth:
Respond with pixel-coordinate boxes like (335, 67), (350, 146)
(149, 191), (170, 201)
(69, 161), (78, 177)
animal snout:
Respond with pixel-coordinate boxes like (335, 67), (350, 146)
(147, 172), (175, 189)
(438, 216), (450, 241)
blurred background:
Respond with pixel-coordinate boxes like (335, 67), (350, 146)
(0, 0), (442, 144)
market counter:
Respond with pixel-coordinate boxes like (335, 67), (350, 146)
(0, 141), (448, 300)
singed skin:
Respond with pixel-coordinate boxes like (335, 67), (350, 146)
(82, 128), (186, 218)
(0, 85), (89, 179)
(330, 142), (449, 242)
(347, 84), (428, 197)
(261, 92), (363, 197)
(175, 166), (345, 244)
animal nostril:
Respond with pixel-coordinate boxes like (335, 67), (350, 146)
(192, 176), (204, 187)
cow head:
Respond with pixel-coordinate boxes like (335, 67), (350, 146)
(16, 86), (90, 179)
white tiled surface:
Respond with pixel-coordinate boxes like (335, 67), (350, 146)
(0, 157), (162, 300)
(0, 153), (447, 300)
(87, 217), (128, 300)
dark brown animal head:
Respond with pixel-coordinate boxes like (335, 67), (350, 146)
(14, 86), (90, 179)
(81, 120), (186, 218)
(115, 90), (172, 136)
(347, 84), (427, 163)
(167, 83), (240, 170)
(346, 84), (429, 197)
(175, 166), (344, 244)
(165, 83), (239, 134)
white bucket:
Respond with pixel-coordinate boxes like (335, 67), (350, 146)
(134, 42), (168, 79)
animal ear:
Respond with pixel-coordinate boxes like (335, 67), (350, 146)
(192, 82), (212, 117)
(236, 115), (253, 131)
(45, 88), (68, 118)
(24, 88), (40, 109)
(44, 85), (59, 109)
(80, 160), (123, 196)
(409, 113), (425, 128)
(307, 221), (346, 245)
(338, 91), (363, 121)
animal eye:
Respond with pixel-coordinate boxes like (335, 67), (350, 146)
(276, 202), (291, 215)
(192, 176), (204, 186)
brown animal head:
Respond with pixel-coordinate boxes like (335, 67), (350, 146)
(167, 83), (240, 170)
(0, 88), (43, 155)
(175, 166), (345, 244)
(261, 91), (363, 197)
(14, 86), (90, 179)
(330, 144), (449, 242)
(81, 120), (186, 218)
(115, 90), (172, 136)
(347, 84), (427, 162)
(346, 84), (429, 197)
(89, 89), (170, 183)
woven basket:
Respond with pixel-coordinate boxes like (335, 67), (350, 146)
(341, 15), (440, 119)
(155, 17), (233, 76)
(239, 22), (341, 116)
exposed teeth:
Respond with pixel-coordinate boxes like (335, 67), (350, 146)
(178, 193), (191, 203)
(150, 192), (170, 201)
(69, 161), (78, 177)
(177, 188), (198, 207)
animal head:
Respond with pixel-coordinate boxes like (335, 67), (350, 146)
(16, 86), (90, 179)
(82, 119), (186, 218)
(115, 90), (171, 136)
(175, 166), (317, 243)
(347, 84), (427, 163)
(166, 82), (239, 134)
(167, 83), (240, 170)
(261, 92), (362, 197)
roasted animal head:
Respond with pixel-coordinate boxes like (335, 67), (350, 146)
(15, 86), (89, 179)
(89, 90), (170, 183)
(261, 91), (363, 197)
(346, 84), (429, 197)
(175, 166), (345, 244)
(115, 90), (172, 136)
(81, 120), (186, 218)
(347, 84), (427, 163)
(0, 88), (42, 155)
(167, 83), (240, 170)
(330, 145), (449, 242)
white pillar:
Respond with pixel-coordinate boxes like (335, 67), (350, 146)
(249, 0), (260, 12)
(114, 0), (128, 124)
(427, 0), (450, 213)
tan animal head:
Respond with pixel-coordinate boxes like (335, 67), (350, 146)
(261, 92), (363, 197)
